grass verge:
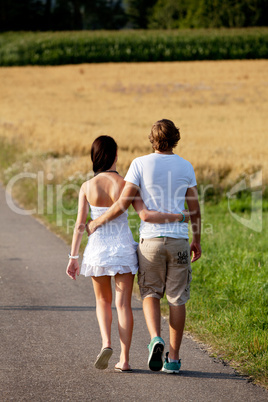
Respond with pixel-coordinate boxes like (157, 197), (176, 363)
(0, 138), (267, 388)
(161, 201), (268, 387)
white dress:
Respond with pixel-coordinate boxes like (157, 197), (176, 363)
(80, 205), (139, 277)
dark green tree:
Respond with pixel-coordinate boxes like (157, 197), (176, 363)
(148, 0), (268, 29)
(0, 0), (45, 31)
(148, 0), (188, 29)
(51, 0), (127, 30)
(0, 0), (127, 31)
(83, 0), (127, 30)
(44, 0), (52, 29)
(125, 0), (158, 28)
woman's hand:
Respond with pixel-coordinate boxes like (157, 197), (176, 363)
(181, 209), (190, 223)
(66, 259), (80, 280)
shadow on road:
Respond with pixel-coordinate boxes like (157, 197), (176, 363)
(0, 305), (143, 311)
(129, 369), (244, 381)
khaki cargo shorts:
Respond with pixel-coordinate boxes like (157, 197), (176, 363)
(137, 237), (192, 306)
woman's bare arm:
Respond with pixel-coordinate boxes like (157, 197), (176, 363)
(66, 184), (89, 280)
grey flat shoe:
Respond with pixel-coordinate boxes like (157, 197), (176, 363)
(94, 347), (113, 370)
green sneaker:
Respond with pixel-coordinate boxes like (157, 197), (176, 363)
(162, 352), (181, 374)
(147, 336), (165, 371)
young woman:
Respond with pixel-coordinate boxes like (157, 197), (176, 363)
(66, 135), (189, 372)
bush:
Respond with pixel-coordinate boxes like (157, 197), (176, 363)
(0, 28), (268, 66)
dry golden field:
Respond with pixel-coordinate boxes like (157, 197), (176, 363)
(0, 60), (267, 185)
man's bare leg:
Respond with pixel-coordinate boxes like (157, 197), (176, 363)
(143, 297), (161, 339)
(169, 304), (186, 360)
(143, 296), (165, 371)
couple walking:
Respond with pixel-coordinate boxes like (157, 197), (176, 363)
(66, 119), (201, 373)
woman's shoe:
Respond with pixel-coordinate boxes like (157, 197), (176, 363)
(94, 347), (113, 370)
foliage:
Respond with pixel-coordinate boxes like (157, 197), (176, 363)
(0, 0), (45, 31)
(149, 0), (268, 29)
(0, 28), (268, 66)
(148, 0), (189, 29)
(124, 0), (158, 28)
(0, 136), (23, 169)
(1, 0), (268, 31)
(0, 0), (127, 31)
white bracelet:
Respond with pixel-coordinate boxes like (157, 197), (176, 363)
(68, 253), (79, 259)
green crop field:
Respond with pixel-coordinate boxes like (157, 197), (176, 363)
(0, 28), (268, 66)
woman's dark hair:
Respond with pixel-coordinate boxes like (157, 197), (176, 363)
(91, 135), (118, 174)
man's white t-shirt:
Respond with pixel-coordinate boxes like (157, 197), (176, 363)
(125, 153), (197, 239)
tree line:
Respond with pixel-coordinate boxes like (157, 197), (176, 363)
(1, 0), (268, 31)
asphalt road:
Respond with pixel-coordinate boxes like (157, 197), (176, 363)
(0, 185), (267, 402)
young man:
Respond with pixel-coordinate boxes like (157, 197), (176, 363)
(87, 119), (202, 373)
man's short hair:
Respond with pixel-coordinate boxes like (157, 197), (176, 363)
(149, 119), (181, 152)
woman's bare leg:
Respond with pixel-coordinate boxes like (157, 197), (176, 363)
(91, 276), (113, 349)
(114, 272), (134, 370)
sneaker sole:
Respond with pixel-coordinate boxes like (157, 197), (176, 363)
(148, 342), (165, 371)
(162, 367), (180, 374)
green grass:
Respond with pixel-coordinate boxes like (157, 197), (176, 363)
(0, 28), (268, 66)
(0, 139), (267, 387)
(187, 202), (267, 384)
(0, 136), (22, 169)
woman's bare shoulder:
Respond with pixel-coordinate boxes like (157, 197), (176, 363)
(81, 178), (92, 190)
(81, 178), (98, 198)
(115, 175), (126, 189)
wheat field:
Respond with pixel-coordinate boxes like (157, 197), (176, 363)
(0, 60), (267, 186)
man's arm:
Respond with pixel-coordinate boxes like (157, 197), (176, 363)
(87, 182), (139, 235)
(185, 186), (202, 262)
